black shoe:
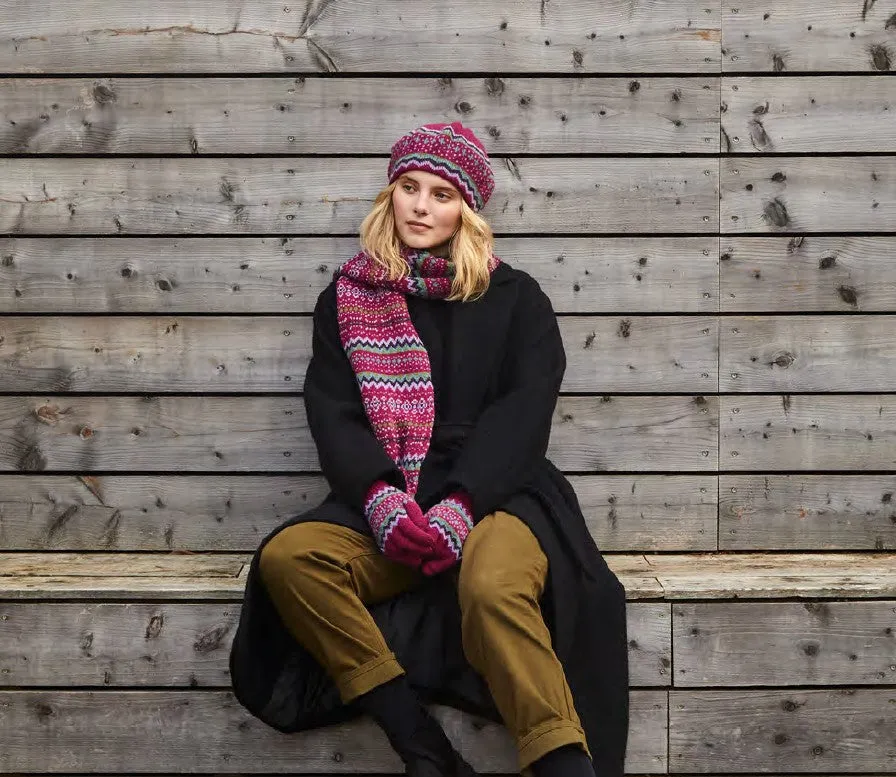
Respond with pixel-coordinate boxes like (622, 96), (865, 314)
(402, 706), (479, 776)
(353, 676), (479, 776)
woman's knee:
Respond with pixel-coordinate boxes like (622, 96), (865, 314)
(258, 521), (352, 586)
(458, 512), (547, 614)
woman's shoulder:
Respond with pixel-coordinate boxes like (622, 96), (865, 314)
(491, 259), (554, 310)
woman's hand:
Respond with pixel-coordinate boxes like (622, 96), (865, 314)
(418, 491), (475, 576)
(363, 481), (435, 568)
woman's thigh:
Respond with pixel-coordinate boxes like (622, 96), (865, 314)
(458, 510), (548, 602)
(260, 520), (425, 606)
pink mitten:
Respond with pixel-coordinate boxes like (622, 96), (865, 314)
(420, 491), (475, 576)
(363, 481), (435, 568)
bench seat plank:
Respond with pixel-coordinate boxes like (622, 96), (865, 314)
(1, 552), (894, 599)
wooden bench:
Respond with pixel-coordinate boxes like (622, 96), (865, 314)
(2, 545), (894, 773)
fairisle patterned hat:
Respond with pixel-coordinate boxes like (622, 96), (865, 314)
(387, 121), (495, 212)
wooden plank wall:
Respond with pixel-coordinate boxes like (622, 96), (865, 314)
(1, 1), (895, 774)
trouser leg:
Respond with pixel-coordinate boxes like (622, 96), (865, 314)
(457, 510), (590, 774)
(258, 520), (424, 702)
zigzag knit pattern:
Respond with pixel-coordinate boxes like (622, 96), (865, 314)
(334, 245), (500, 498)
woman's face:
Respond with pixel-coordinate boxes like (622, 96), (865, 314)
(392, 171), (463, 257)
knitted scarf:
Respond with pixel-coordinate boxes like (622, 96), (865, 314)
(334, 245), (501, 498)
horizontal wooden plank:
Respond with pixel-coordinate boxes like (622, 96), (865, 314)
(0, 689), (668, 773)
(720, 474), (896, 551)
(0, 551), (662, 601)
(720, 315), (896, 391)
(0, 553), (246, 578)
(645, 552), (896, 599)
(2, 552), (894, 600)
(0, 0), (719, 73)
(0, 76), (719, 154)
(670, 689), (896, 772)
(721, 237), (896, 312)
(722, 76), (896, 152)
(0, 395), (720, 472)
(0, 315), (719, 393)
(673, 601), (896, 686)
(0, 474), (718, 553)
(0, 601), (670, 687)
(0, 158), (720, 235)
(720, 156), (896, 233)
(0, 236), (721, 314)
(722, 1), (896, 72)
(720, 394), (896, 470)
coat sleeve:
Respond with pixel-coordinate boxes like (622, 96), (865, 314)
(303, 283), (406, 511)
(441, 273), (566, 520)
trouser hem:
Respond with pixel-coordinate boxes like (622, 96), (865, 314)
(518, 719), (591, 773)
(335, 652), (405, 703)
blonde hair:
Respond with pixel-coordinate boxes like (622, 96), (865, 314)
(357, 180), (496, 302)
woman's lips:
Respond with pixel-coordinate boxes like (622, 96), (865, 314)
(407, 222), (431, 230)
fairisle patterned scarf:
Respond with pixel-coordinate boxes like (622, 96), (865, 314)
(334, 245), (501, 498)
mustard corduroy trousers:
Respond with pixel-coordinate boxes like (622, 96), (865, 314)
(259, 509), (589, 772)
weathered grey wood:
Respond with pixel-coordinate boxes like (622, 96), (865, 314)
(722, 1), (896, 72)
(645, 552), (896, 599)
(0, 0), (719, 74)
(0, 552), (246, 578)
(0, 551), (665, 600)
(0, 688), (666, 772)
(720, 315), (896, 391)
(672, 601), (896, 686)
(669, 688), (896, 772)
(0, 690), (669, 772)
(0, 158), (720, 234)
(0, 76), (720, 154)
(0, 236), (721, 314)
(720, 156), (896, 233)
(721, 237), (896, 312)
(3, 552), (895, 600)
(720, 394), (896, 470)
(0, 315), (719, 393)
(0, 474), (718, 552)
(720, 474), (896, 551)
(722, 77), (896, 152)
(0, 601), (670, 687)
(0, 395), (720, 472)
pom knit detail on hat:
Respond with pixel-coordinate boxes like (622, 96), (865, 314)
(388, 122), (495, 212)
(334, 244), (500, 498)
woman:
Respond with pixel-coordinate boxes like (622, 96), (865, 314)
(229, 122), (629, 777)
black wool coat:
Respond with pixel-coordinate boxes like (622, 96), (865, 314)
(229, 260), (630, 777)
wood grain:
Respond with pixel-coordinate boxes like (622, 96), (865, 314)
(0, 689), (668, 772)
(720, 394), (896, 470)
(721, 237), (896, 312)
(722, 1), (896, 72)
(0, 76), (719, 154)
(0, 236), (721, 314)
(0, 315), (719, 393)
(719, 474), (896, 551)
(0, 158), (720, 234)
(0, 0), (719, 73)
(672, 601), (896, 685)
(0, 395), (720, 473)
(2, 552), (894, 600)
(722, 77), (896, 152)
(720, 315), (896, 391)
(720, 156), (896, 233)
(0, 601), (670, 687)
(670, 689), (896, 772)
(0, 474), (718, 553)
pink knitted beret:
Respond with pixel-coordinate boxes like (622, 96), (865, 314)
(387, 121), (495, 212)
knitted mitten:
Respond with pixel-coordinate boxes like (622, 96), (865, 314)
(421, 491), (475, 576)
(364, 480), (435, 568)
